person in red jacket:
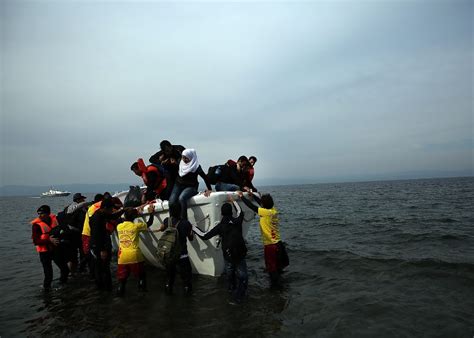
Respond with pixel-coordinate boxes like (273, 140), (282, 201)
(31, 205), (69, 290)
(131, 158), (168, 202)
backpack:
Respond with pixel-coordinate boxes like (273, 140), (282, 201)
(56, 206), (72, 227)
(156, 218), (182, 267)
(124, 186), (142, 208)
(207, 165), (224, 185)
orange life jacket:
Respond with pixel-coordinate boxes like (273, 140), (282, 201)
(31, 214), (58, 252)
(137, 158), (167, 196)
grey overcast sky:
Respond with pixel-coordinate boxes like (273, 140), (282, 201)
(1, 0), (472, 186)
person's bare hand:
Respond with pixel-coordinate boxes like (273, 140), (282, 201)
(49, 236), (59, 246)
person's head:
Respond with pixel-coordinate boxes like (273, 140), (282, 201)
(249, 156), (257, 167)
(103, 191), (112, 199)
(94, 193), (104, 203)
(169, 203), (182, 219)
(221, 203), (233, 217)
(36, 205), (51, 221)
(130, 162), (141, 176)
(123, 207), (139, 221)
(100, 198), (115, 214)
(181, 149), (196, 164)
(73, 193), (86, 203)
(260, 194), (274, 209)
(237, 155), (249, 171)
(160, 140), (173, 154)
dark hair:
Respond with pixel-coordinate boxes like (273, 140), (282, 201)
(94, 193), (104, 203)
(124, 207), (138, 221)
(101, 198), (114, 209)
(169, 203), (182, 219)
(237, 155), (249, 163)
(37, 205), (51, 214)
(160, 140), (172, 149)
(249, 156), (257, 163)
(221, 203), (232, 216)
(130, 162), (139, 171)
(103, 192), (112, 199)
(261, 194), (274, 209)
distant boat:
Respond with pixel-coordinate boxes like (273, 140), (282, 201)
(41, 187), (71, 197)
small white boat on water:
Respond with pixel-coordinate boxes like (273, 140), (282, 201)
(112, 190), (256, 277)
(41, 187), (71, 197)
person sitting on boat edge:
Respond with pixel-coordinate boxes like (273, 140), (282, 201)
(214, 156), (257, 192)
(131, 158), (168, 202)
(169, 148), (212, 220)
(149, 140), (185, 201)
(31, 205), (69, 291)
(156, 203), (194, 295)
(192, 196), (248, 304)
(116, 205), (155, 296)
(236, 191), (289, 288)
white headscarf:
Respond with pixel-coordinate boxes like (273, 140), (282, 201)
(179, 148), (199, 177)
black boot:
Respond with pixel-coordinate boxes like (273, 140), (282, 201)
(138, 279), (147, 292)
(117, 280), (126, 297)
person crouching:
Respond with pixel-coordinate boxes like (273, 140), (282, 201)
(116, 205), (155, 296)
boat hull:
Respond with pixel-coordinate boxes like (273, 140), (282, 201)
(113, 191), (256, 277)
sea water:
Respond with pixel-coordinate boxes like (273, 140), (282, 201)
(0, 177), (473, 337)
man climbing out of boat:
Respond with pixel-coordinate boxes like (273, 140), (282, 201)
(169, 148), (212, 220)
(131, 158), (167, 202)
(116, 205), (155, 296)
(248, 156), (257, 184)
(149, 140), (185, 200)
(192, 195), (248, 304)
(214, 156), (257, 192)
(156, 203), (194, 295)
(89, 198), (124, 291)
(237, 191), (288, 288)
(31, 205), (69, 290)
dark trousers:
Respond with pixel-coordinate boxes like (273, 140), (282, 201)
(225, 259), (248, 302)
(92, 250), (112, 290)
(165, 257), (192, 290)
(39, 251), (69, 289)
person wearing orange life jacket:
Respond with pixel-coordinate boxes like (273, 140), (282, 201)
(131, 158), (167, 202)
(31, 205), (69, 290)
(82, 194), (104, 279)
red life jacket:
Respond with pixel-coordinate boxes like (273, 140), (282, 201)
(31, 214), (58, 252)
(137, 158), (167, 196)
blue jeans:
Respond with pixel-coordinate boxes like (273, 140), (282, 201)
(225, 259), (248, 303)
(215, 182), (240, 192)
(169, 184), (198, 220)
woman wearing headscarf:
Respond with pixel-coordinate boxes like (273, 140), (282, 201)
(169, 149), (212, 220)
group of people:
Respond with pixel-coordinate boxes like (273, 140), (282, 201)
(130, 140), (258, 220)
(31, 140), (288, 304)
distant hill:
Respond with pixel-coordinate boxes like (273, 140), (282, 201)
(0, 183), (135, 197)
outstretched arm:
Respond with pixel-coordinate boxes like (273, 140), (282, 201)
(237, 192), (259, 213)
(193, 222), (222, 240)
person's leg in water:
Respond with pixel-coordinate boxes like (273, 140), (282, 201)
(225, 260), (236, 293)
(52, 248), (70, 284)
(264, 243), (280, 288)
(136, 262), (147, 292)
(39, 251), (53, 290)
(233, 259), (248, 303)
(179, 257), (193, 295)
(165, 263), (176, 294)
(116, 264), (130, 296)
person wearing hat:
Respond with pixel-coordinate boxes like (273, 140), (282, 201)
(31, 205), (69, 290)
(64, 193), (93, 273)
(192, 196), (248, 304)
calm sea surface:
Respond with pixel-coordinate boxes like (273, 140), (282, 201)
(0, 177), (473, 337)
